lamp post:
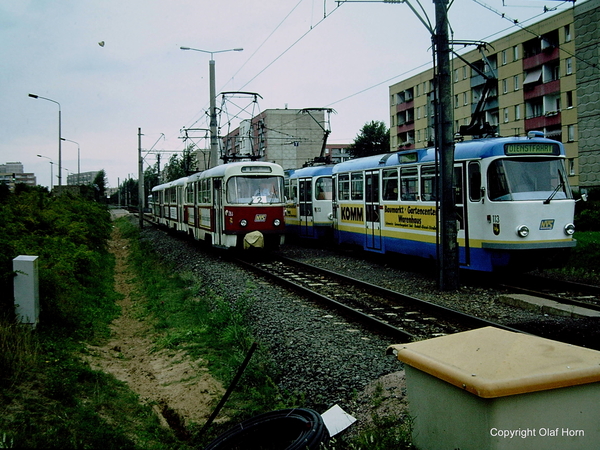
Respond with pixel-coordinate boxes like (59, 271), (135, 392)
(180, 46), (243, 169)
(37, 154), (54, 189)
(29, 94), (62, 186)
(61, 138), (80, 184)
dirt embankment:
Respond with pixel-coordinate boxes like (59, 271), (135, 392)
(83, 223), (226, 430)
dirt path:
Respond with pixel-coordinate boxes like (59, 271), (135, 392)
(84, 221), (225, 430)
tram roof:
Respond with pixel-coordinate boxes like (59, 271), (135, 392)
(151, 177), (188, 192)
(287, 165), (334, 179)
(187, 161), (284, 182)
(332, 136), (565, 174)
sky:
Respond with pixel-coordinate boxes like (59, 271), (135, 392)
(0, 0), (575, 189)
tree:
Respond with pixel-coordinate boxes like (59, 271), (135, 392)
(161, 145), (198, 182)
(347, 120), (391, 159)
(92, 170), (108, 202)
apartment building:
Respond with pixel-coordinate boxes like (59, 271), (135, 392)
(221, 108), (330, 170)
(390, 1), (599, 189)
(0, 161), (37, 190)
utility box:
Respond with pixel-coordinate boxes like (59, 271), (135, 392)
(388, 327), (600, 450)
(13, 255), (39, 328)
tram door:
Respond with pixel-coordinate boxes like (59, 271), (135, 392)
(454, 164), (470, 266)
(365, 170), (382, 250)
(298, 177), (314, 238)
(213, 178), (224, 247)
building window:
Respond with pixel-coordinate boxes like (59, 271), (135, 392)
(455, 95), (459, 108)
(463, 66), (467, 79)
(564, 25), (571, 42)
(567, 125), (575, 142)
(502, 79), (508, 94)
(566, 91), (574, 108)
(566, 58), (573, 75)
(463, 92), (468, 106)
(568, 158), (575, 176)
(454, 69), (459, 82)
(502, 50), (507, 65)
(514, 75), (519, 91)
(416, 83), (420, 97)
(515, 104), (521, 120)
(513, 45), (519, 61)
(504, 108), (509, 123)
(417, 106), (421, 120)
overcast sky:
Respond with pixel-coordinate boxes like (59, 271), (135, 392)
(0, 0), (573, 188)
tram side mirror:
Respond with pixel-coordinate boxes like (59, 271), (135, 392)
(576, 188), (588, 202)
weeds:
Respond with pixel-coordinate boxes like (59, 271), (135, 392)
(116, 219), (289, 446)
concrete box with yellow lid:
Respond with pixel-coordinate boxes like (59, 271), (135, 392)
(387, 327), (600, 450)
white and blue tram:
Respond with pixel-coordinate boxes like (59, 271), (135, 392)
(152, 162), (286, 249)
(284, 165), (334, 239)
(331, 135), (576, 271)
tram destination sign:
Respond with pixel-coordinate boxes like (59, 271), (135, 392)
(504, 143), (559, 156)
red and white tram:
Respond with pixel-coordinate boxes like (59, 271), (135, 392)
(152, 162), (285, 249)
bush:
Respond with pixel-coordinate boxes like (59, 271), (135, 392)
(574, 187), (600, 232)
(0, 188), (117, 337)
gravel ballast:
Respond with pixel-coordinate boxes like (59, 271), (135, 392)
(139, 225), (599, 425)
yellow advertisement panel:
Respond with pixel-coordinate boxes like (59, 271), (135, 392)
(285, 205), (298, 219)
(384, 205), (437, 231)
(339, 204), (364, 224)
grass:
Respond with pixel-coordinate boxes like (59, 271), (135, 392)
(546, 231), (600, 283)
(117, 219), (290, 447)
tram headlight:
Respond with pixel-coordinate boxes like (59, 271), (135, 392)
(240, 219), (248, 227)
(564, 223), (576, 236)
(273, 219), (281, 227)
(516, 225), (529, 238)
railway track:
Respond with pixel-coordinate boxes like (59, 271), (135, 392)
(235, 255), (525, 342)
(497, 274), (600, 312)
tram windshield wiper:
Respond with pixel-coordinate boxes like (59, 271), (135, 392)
(544, 171), (565, 204)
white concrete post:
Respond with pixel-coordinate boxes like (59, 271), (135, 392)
(13, 255), (40, 328)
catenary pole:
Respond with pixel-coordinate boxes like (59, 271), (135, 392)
(434, 0), (459, 290)
(138, 128), (144, 229)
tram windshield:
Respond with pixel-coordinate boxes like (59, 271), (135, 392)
(487, 158), (572, 202)
(226, 176), (283, 204)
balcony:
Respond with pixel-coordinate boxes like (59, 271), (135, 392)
(523, 79), (560, 100)
(523, 46), (560, 70)
(397, 122), (415, 134)
(525, 111), (562, 130)
(396, 99), (414, 113)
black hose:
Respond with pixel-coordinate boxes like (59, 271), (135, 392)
(203, 408), (330, 450)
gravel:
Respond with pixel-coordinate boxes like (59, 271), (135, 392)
(138, 224), (599, 425)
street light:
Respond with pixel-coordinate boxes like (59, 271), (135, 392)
(180, 46), (243, 169)
(61, 138), (80, 184)
(37, 154), (55, 189)
(29, 93), (63, 186)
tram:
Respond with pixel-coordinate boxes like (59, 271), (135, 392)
(285, 165), (335, 239)
(331, 134), (576, 271)
(152, 161), (285, 249)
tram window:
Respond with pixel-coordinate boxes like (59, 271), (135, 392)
(315, 177), (332, 200)
(454, 166), (464, 205)
(351, 173), (364, 200)
(227, 176), (282, 204)
(338, 174), (350, 200)
(468, 162), (481, 201)
(382, 169), (398, 201)
(400, 167), (418, 201)
(299, 179), (312, 202)
(186, 184), (194, 204)
(197, 179), (211, 203)
(420, 166), (437, 201)
(488, 158), (571, 201)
